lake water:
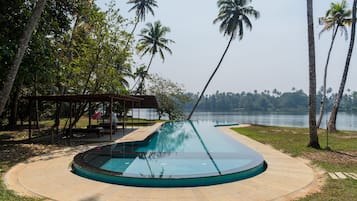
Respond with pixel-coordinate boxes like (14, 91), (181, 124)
(132, 109), (357, 131)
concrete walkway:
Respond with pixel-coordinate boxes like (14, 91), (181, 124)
(4, 124), (322, 201)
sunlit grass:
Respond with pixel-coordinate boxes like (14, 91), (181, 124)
(233, 125), (357, 201)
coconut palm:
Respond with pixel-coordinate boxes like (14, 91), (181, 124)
(317, 0), (351, 128)
(0, 0), (47, 116)
(306, 0), (320, 149)
(328, 0), (357, 132)
(133, 21), (174, 95)
(133, 65), (148, 95)
(187, 0), (259, 120)
(125, 0), (158, 50)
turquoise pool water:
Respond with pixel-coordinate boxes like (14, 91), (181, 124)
(72, 121), (266, 187)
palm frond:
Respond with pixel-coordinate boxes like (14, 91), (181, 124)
(214, 0), (259, 40)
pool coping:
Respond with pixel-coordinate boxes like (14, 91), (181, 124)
(4, 123), (324, 201)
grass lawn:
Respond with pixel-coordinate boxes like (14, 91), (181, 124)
(233, 125), (357, 201)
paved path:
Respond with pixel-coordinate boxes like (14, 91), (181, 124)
(4, 124), (322, 201)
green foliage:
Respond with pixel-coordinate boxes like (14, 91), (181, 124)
(127, 0), (158, 22)
(148, 74), (190, 120)
(214, 0), (260, 40)
(319, 0), (352, 38)
(185, 89), (357, 113)
(137, 21), (174, 61)
(185, 89), (308, 113)
(0, 1), (134, 126)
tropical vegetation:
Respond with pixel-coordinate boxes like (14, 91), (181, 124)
(133, 21), (174, 95)
(125, 0), (158, 50)
(184, 88), (357, 113)
(328, 0), (357, 132)
(317, 0), (352, 128)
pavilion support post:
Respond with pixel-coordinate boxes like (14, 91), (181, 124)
(109, 97), (113, 141)
(55, 101), (59, 143)
(132, 101), (134, 129)
(88, 101), (91, 128)
(69, 102), (73, 138)
(123, 101), (126, 134)
(28, 99), (32, 141)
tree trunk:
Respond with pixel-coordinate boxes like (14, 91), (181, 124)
(317, 26), (339, 128)
(135, 53), (155, 95)
(328, 0), (357, 133)
(8, 86), (21, 129)
(306, 0), (320, 149)
(0, 0), (47, 116)
(187, 34), (234, 120)
(124, 19), (139, 52)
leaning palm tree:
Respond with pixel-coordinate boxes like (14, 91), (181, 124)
(125, 0), (158, 50)
(328, 0), (357, 132)
(133, 21), (174, 95)
(317, 0), (351, 128)
(187, 0), (259, 120)
(306, 0), (320, 149)
(0, 0), (47, 116)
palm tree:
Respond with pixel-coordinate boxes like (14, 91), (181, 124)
(306, 0), (320, 149)
(133, 65), (149, 95)
(328, 0), (357, 132)
(133, 21), (174, 94)
(317, 0), (351, 128)
(187, 0), (259, 120)
(125, 0), (158, 50)
(0, 0), (47, 116)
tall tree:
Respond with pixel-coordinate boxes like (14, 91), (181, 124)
(328, 0), (357, 132)
(187, 0), (260, 120)
(0, 0), (47, 116)
(148, 74), (190, 120)
(125, 0), (158, 50)
(317, 0), (351, 128)
(134, 21), (174, 94)
(306, 0), (320, 149)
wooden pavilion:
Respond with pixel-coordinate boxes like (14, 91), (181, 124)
(25, 94), (159, 142)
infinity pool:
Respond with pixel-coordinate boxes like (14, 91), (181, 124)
(72, 121), (266, 187)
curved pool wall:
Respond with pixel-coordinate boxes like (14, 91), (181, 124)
(72, 121), (267, 187)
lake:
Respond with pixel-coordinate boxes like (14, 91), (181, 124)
(132, 109), (357, 131)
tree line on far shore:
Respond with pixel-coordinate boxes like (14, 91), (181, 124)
(183, 88), (357, 114)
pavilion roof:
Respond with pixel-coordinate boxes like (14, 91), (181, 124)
(24, 94), (159, 109)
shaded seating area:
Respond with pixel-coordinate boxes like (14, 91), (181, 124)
(24, 94), (159, 143)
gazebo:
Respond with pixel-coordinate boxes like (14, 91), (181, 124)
(25, 94), (159, 142)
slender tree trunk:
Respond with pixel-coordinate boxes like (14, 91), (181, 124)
(8, 84), (21, 129)
(317, 26), (339, 128)
(0, 0), (47, 116)
(328, 0), (357, 132)
(306, 0), (320, 149)
(134, 53), (155, 95)
(124, 19), (139, 52)
(187, 34), (234, 120)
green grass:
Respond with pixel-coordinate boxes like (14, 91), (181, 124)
(0, 145), (45, 201)
(233, 125), (357, 201)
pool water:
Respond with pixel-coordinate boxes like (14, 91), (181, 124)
(72, 121), (266, 187)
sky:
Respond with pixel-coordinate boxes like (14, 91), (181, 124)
(96, 0), (357, 94)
